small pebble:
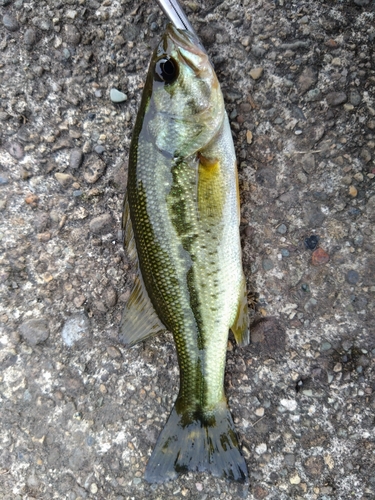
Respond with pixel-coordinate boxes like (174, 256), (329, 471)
(304, 235), (319, 250)
(290, 472), (301, 485)
(246, 130), (253, 144)
(255, 443), (267, 455)
(281, 249), (290, 257)
(349, 90), (361, 106)
(249, 67), (264, 80)
(262, 258), (274, 271)
(311, 247), (329, 266)
(69, 149), (84, 169)
(348, 185), (357, 197)
(305, 88), (321, 102)
(84, 159), (106, 183)
(89, 213), (113, 234)
(107, 346), (122, 359)
(7, 142), (24, 160)
(333, 362), (342, 372)
(255, 407), (265, 417)
(304, 297), (317, 312)
(19, 318), (50, 346)
(110, 88), (128, 103)
(24, 28), (37, 47)
(3, 14), (19, 32)
(94, 145), (105, 154)
(63, 24), (81, 46)
(90, 483), (98, 494)
(326, 92), (347, 106)
(321, 342), (332, 351)
(346, 270), (359, 285)
(280, 399), (297, 411)
(61, 313), (90, 346)
(277, 223), (287, 234)
(54, 172), (74, 188)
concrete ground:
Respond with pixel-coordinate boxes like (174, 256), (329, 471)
(0, 0), (374, 498)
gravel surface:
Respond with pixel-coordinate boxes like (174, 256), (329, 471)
(1, 0), (374, 499)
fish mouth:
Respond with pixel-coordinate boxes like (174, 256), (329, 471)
(165, 24), (210, 73)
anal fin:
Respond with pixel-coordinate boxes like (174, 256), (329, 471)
(122, 191), (138, 263)
(230, 275), (250, 347)
(119, 273), (166, 347)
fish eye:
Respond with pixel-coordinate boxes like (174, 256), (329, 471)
(154, 57), (178, 84)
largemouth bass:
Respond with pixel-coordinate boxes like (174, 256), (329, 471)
(120, 24), (250, 483)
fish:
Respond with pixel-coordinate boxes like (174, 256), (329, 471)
(120, 23), (250, 483)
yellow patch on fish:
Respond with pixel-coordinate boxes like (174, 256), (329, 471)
(197, 153), (225, 220)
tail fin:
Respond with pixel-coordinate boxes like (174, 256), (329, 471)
(144, 400), (248, 483)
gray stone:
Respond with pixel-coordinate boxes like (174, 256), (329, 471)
(19, 319), (50, 346)
(305, 88), (321, 102)
(304, 297), (318, 312)
(346, 270), (359, 285)
(110, 88), (127, 103)
(326, 92), (347, 106)
(61, 313), (90, 347)
(24, 28), (37, 47)
(298, 67), (318, 95)
(94, 145), (105, 154)
(6, 142), (24, 160)
(262, 258), (274, 271)
(349, 90), (361, 106)
(277, 224), (287, 234)
(89, 213), (113, 234)
(342, 340), (352, 351)
(321, 342), (332, 351)
(69, 149), (84, 169)
(32, 17), (52, 31)
(3, 14), (19, 32)
(63, 24), (81, 46)
(305, 204), (325, 228)
(284, 454), (296, 467)
(301, 153), (315, 174)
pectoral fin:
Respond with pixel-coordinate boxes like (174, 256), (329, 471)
(119, 273), (166, 347)
(122, 191), (138, 263)
(230, 276), (250, 346)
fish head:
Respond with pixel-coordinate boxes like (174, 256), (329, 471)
(145, 24), (225, 158)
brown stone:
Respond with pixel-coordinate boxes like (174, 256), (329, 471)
(311, 247), (329, 266)
(304, 456), (324, 477)
(252, 484), (268, 499)
(25, 194), (39, 207)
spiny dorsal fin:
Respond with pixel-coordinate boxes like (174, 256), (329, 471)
(230, 275), (250, 347)
(122, 191), (138, 263)
(119, 273), (166, 347)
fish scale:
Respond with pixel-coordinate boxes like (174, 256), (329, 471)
(120, 24), (250, 483)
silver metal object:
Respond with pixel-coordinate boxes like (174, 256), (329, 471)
(155, 0), (207, 53)
(156, 0), (195, 32)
